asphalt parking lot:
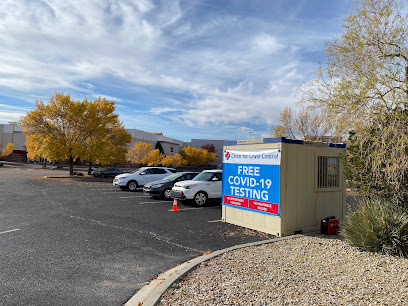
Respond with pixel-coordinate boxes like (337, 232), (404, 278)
(0, 166), (272, 306)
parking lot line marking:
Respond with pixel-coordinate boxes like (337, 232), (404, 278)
(208, 219), (223, 223)
(171, 207), (220, 211)
(102, 191), (127, 194)
(0, 229), (20, 235)
(138, 201), (169, 204)
(90, 186), (116, 188)
(119, 196), (151, 199)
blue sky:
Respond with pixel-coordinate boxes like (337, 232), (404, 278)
(0, 0), (355, 142)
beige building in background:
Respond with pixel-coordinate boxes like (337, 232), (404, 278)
(0, 123), (185, 162)
(0, 122), (27, 162)
(0, 122), (25, 150)
(127, 128), (184, 154)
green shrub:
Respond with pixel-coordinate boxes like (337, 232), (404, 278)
(341, 197), (408, 257)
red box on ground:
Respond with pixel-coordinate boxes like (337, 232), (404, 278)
(321, 217), (339, 235)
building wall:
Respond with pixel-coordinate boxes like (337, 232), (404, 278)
(0, 123), (26, 151)
(0, 123), (185, 159)
(127, 128), (184, 154)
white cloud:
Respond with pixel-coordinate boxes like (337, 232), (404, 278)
(148, 107), (184, 115)
(180, 83), (296, 126)
(0, 0), (346, 133)
(0, 104), (30, 112)
(81, 83), (95, 89)
(252, 33), (284, 54)
(0, 111), (25, 123)
(134, 0), (155, 13)
(91, 94), (120, 102)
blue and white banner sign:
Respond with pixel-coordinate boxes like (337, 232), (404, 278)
(222, 149), (281, 216)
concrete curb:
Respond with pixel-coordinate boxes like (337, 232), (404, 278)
(125, 234), (304, 306)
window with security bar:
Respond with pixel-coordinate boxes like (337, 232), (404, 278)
(318, 156), (339, 188)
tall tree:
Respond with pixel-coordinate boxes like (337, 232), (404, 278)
(302, 0), (408, 202)
(20, 93), (129, 175)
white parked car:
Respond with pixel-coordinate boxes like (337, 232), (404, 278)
(113, 167), (176, 191)
(171, 170), (222, 206)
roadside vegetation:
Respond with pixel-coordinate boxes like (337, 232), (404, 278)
(342, 197), (408, 257)
(272, 0), (408, 256)
(0, 143), (14, 158)
(126, 142), (217, 167)
(19, 93), (132, 175)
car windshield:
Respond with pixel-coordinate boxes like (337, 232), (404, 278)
(162, 173), (183, 182)
(131, 168), (142, 174)
(193, 172), (216, 181)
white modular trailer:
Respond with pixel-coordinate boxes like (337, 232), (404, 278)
(222, 137), (346, 237)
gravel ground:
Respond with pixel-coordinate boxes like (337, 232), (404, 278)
(159, 234), (408, 305)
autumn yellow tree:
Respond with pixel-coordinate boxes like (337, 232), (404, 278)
(161, 153), (186, 168)
(20, 93), (130, 175)
(179, 146), (217, 166)
(81, 98), (131, 174)
(126, 142), (152, 164)
(0, 143), (14, 158)
(144, 149), (164, 166)
(25, 135), (42, 161)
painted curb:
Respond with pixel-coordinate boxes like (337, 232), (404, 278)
(125, 234), (304, 306)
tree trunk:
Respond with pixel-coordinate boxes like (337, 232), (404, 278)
(69, 156), (74, 176)
(88, 161), (92, 175)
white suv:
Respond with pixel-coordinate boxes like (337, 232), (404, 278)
(113, 167), (176, 191)
(171, 170), (222, 206)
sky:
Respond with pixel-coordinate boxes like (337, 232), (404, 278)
(0, 0), (355, 142)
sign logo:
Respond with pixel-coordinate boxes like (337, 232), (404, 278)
(225, 151), (231, 160)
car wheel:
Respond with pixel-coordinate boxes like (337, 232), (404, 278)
(127, 180), (138, 191)
(100, 173), (105, 178)
(194, 192), (207, 206)
(163, 188), (172, 199)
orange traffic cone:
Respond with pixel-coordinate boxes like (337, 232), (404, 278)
(170, 198), (179, 212)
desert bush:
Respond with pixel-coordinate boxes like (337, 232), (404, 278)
(341, 197), (408, 257)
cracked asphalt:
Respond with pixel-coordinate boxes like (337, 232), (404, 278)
(0, 166), (272, 306)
